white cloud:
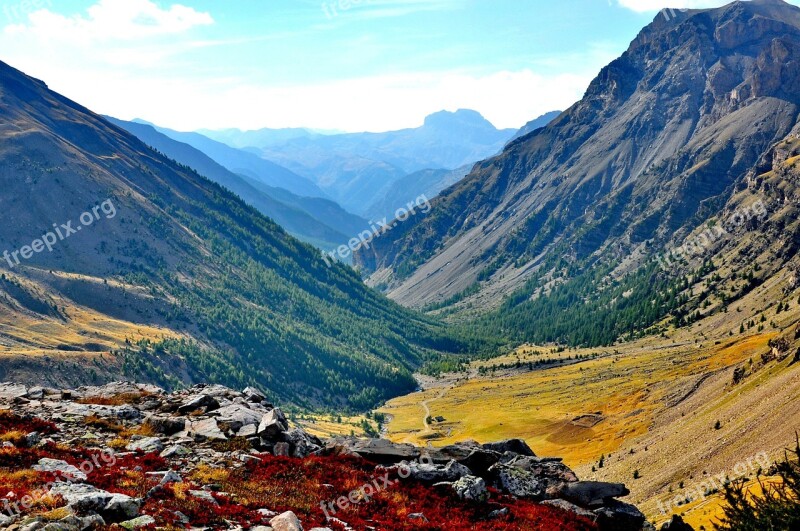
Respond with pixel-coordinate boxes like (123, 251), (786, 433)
(4, 0), (212, 42)
(0, 0), (592, 132)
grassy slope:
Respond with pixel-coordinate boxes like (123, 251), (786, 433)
(380, 267), (800, 529)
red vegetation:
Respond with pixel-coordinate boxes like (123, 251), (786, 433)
(0, 410), (58, 436)
(0, 411), (598, 530)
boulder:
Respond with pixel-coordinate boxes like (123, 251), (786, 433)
(215, 404), (263, 433)
(331, 437), (420, 464)
(242, 386), (266, 403)
(32, 458), (88, 482)
(187, 418), (227, 441)
(49, 483), (140, 522)
(557, 481), (630, 508)
(593, 499), (646, 531)
(258, 408), (289, 440)
(482, 439), (536, 457)
(284, 428), (322, 458)
(452, 475), (489, 502)
(541, 499), (597, 520)
(177, 394), (220, 414)
(125, 437), (165, 454)
(489, 464), (545, 500)
(142, 415), (186, 436)
(405, 459), (471, 482)
(270, 511), (303, 531)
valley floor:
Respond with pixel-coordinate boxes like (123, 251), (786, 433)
(379, 305), (800, 529)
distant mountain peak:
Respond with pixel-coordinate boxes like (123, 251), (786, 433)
(423, 109), (497, 131)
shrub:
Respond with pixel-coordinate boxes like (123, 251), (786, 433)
(715, 435), (800, 530)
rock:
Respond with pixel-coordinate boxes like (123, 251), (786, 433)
(660, 515), (695, 531)
(407, 513), (428, 522)
(64, 403), (142, 421)
(329, 437), (420, 464)
(188, 490), (218, 505)
(0, 383), (28, 399)
(143, 415), (186, 436)
(177, 394), (220, 414)
(119, 515), (156, 529)
(24, 432), (42, 448)
(269, 511), (303, 531)
(452, 475), (488, 502)
(103, 494), (142, 521)
(237, 424), (258, 438)
(187, 417), (227, 441)
(160, 444), (191, 458)
(489, 464), (544, 500)
(273, 442), (291, 456)
(488, 507), (509, 519)
(482, 439), (536, 457)
(26, 387), (44, 400)
(32, 458), (87, 482)
(284, 428), (322, 458)
(125, 437), (164, 453)
(541, 499), (597, 520)
(258, 408), (289, 440)
(405, 459), (471, 482)
(215, 404), (263, 433)
(593, 500), (646, 531)
(49, 483), (140, 522)
(242, 386), (266, 403)
(557, 481), (630, 508)
(595, 499), (647, 530)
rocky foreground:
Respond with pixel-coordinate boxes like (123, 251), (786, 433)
(0, 382), (691, 531)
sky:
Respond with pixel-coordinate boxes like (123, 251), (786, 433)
(1, 0), (798, 133)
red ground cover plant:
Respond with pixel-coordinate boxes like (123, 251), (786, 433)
(0, 411), (599, 530)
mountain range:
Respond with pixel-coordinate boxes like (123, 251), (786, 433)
(356, 0), (800, 346)
(244, 109), (518, 216)
(105, 117), (367, 250)
(0, 59), (467, 410)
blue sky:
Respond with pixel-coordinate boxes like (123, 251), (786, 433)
(2, 0), (798, 132)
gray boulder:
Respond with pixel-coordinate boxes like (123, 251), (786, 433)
(270, 511), (303, 531)
(452, 475), (489, 502)
(405, 459), (471, 482)
(556, 481), (630, 508)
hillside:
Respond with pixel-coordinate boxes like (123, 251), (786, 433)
(356, 0), (800, 349)
(0, 59), (464, 410)
(105, 117), (366, 250)
(143, 121), (328, 200)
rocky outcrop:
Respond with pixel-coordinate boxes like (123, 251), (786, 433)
(0, 382), (669, 531)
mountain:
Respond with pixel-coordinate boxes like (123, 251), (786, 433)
(105, 117), (366, 249)
(355, 0), (800, 346)
(363, 165), (473, 222)
(253, 109), (517, 215)
(0, 59), (465, 410)
(507, 110), (562, 144)
(198, 126), (320, 149)
(142, 121), (329, 200)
